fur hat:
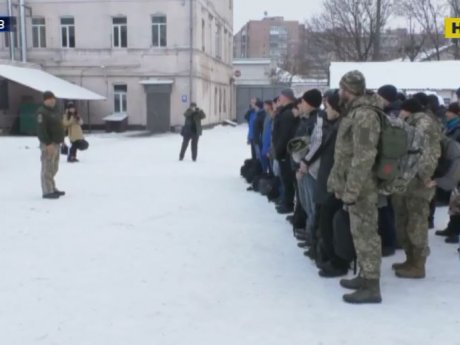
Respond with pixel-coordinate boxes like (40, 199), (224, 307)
(339, 70), (366, 96)
(280, 88), (296, 101)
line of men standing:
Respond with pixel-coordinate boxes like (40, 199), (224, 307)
(246, 71), (450, 304)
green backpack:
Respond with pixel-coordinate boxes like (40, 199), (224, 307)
(365, 106), (425, 195)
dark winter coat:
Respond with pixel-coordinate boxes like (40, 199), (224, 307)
(384, 100), (401, 118)
(272, 103), (299, 161)
(36, 104), (65, 145)
(182, 107), (206, 137)
(446, 118), (460, 143)
(253, 110), (266, 147)
(314, 117), (341, 205)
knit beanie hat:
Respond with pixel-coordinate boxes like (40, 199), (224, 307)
(447, 102), (460, 116)
(326, 89), (341, 113)
(339, 70), (366, 96)
(302, 89), (323, 108)
(401, 99), (423, 114)
(411, 92), (429, 108)
(378, 85), (398, 103)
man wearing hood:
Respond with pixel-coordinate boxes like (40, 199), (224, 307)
(327, 70), (382, 304)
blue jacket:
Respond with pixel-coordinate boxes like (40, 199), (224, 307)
(262, 115), (273, 157)
(247, 109), (257, 141)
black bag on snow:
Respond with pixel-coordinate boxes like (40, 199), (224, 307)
(60, 143), (69, 155)
(259, 176), (280, 201)
(245, 160), (262, 184)
(333, 209), (356, 263)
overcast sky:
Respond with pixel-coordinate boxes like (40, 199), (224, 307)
(233, 0), (324, 32)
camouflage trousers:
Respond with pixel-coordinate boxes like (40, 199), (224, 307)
(40, 143), (60, 195)
(392, 195), (431, 258)
(348, 193), (381, 279)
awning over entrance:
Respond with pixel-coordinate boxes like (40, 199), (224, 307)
(139, 78), (174, 85)
(0, 64), (105, 100)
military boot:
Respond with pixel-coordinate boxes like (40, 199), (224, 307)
(395, 256), (426, 279)
(343, 279), (382, 304)
(340, 276), (365, 290)
(392, 249), (413, 271)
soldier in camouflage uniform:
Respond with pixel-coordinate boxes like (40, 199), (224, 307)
(392, 99), (442, 279)
(327, 70), (382, 304)
(37, 91), (65, 199)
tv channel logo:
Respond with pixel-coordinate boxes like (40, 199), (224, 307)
(0, 17), (11, 32)
(445, 18), (460, 39)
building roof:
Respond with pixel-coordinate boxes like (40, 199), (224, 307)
(0, 64), (105, 100)
(329, 61), (460, 90)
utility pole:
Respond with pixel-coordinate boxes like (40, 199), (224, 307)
(7, 0), (15, 61)
(19, 0), (27, 62)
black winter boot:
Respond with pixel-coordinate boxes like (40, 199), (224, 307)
(343, 279), (382, 304)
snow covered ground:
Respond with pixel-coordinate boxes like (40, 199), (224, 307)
(1, 126), (459, 345)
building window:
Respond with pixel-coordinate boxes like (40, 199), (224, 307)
(5, 17), (18, 48)
(219, 88), (222, 114)
(114, 84), (127, 113)
(215, 24), (222, 59)
(202, 19), (206, 52)
(32, 17), (46, 48)
(112, 17), (127, 48)
(61, 17), (75, 48)
(214, 87), (218, 114)
(223, 88), (227, 113)
(152, 15), (167, 47)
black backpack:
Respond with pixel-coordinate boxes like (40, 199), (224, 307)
(333, 209), (356, 264)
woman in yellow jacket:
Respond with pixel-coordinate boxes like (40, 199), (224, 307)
(62, 102), (89, 162)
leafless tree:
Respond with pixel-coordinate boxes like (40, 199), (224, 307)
(447, 0), (460, 59)
(307, 0), (393, 62)
(399, 17), (427, 61)
(398, 0), (447, 60)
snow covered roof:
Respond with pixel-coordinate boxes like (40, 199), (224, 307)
(330, 61), (460, 90)
(392, 44), (454, 62)
(0, 64), (105, 100)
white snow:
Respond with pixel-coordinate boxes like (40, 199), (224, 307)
(1, 126), (459, 345)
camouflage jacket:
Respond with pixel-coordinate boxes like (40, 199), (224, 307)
(327, 93), (382, 204)
(403, 112), (442, 200)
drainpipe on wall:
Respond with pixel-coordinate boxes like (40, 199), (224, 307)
(7, 0), (14, 61)
(189, 0), (193, 104)
(19, 0), (26, 62)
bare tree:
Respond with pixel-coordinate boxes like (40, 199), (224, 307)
(307, 0), (393, 62)
(399, 0), (447, 61)
(447, 0), (460, 59)
(399, 17), (427, 61)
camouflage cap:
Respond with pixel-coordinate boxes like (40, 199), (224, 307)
(339, 70), (366, 96)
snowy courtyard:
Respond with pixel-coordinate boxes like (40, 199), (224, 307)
(1, 125), (459, 345)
